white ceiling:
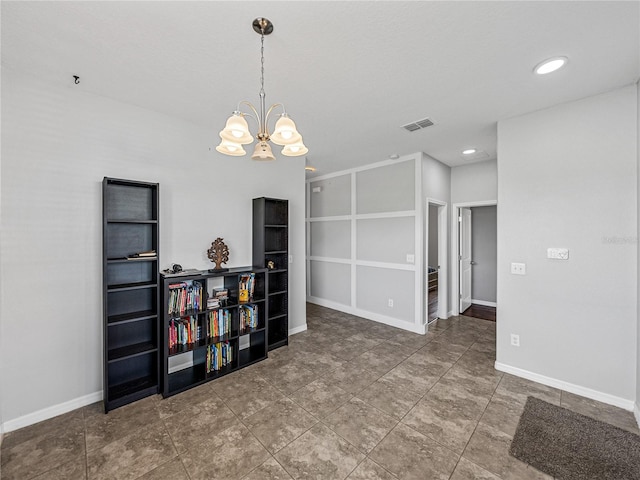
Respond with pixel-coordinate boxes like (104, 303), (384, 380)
(2, 1), (639, 177)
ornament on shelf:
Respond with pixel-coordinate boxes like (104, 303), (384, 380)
(207, 237), (229, 272)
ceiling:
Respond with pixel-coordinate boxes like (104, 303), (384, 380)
(2, 1), (638, 177)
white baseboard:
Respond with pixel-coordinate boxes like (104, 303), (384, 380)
(471, 299), (497, 307)
(495, 362), (635, 411)
(289, 324), (307, 336)
(2, 390), (103, 434)
(447, 310), (453, 318)
(634, 402), (640, 429)
(307, 297), (426, 334)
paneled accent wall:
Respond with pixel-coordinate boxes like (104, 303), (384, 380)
(306, 155), (426, 333)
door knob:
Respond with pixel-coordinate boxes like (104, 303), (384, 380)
(470, 261), (476, 265)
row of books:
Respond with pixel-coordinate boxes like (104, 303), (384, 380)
(240, 304), (259, 331)
(239, 273), (256, 302)
(168, 281), (204, 315)
(168, 309), (233, 349)
(168, 316), (202, 348)
(208, 309), (231, 338)
(207, 341), (233, 373)
(207, 288), (229, 309)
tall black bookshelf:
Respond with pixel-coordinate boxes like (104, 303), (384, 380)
(253, 197), (289, 350)
(102, 177), (159, 413)
(160, 267), (268, 397)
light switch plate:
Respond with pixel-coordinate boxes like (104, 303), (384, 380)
(547, 248), (569, 260)
(511, 262), (526, 275)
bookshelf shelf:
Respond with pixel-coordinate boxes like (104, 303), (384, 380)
(107, 280), (158, 292)
(253, 198), (289, 351)
(108, 342), (157, 362)
(161, 267), (268, 398)
(107, 310), (157, 326)
(103, 177), (160, 413)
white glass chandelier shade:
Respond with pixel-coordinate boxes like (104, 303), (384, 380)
(219, 113), (253, 145)
(251, 141), (276, 161)
(215, 18), (307, 161)
(215, 139), (246, 156)
(271, 115), (302, 146)
(281, 137), (308, 157)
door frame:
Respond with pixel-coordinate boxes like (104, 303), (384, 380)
(425, 198), (448, 324)
(451, 200), (497, 316)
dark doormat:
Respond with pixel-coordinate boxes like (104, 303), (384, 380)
(509, 396), (640, 480)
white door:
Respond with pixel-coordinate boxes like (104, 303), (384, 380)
(459, 208), (472, 313)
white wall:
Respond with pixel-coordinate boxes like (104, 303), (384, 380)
(0, 70), (306, 429)
(451, 160), (497, 204)
(497, 85), (637, 407)
(471, 206), (497, 303)
(427, 205), (439, 267)
(307, 155), (427, 333)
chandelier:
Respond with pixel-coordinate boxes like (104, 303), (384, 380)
(216, 18), (308, 161)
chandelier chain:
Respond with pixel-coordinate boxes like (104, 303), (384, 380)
(260, 33), (265, 96)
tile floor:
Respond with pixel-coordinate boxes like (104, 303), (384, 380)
(2, 304), (638, 479)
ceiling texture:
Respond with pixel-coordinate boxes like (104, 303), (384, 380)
(2, 1), (639, 177)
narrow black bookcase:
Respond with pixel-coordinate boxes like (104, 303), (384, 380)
(102, 177), (160, 413)
(253, 197), (289, 350)
(161, 267), (268, 397)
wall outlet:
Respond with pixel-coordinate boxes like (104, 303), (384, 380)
(288, 255), (293, 264)
(510, 334), (520, 347)
(511, 262), (526, 275)
(388, 298), (394, 308)
(547, 248), (569, 260)
(406, 254), (415, 263)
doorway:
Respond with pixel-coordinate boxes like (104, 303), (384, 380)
(426, 199), (447, 325)
(452, 201), (497, 319)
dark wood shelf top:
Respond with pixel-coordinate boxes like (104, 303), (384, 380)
(269, 289), (287, 296)
(268, 269), (288, 274)
(108, 280), (158, 292)
(264, 224), (287, 228)
(107, 257), (157, 264)
(168, 334), (238, 357)
(265, 250), (287, 254)
(269, 313), (287, 321)
(106, 219), (158, 224)
(108, 342), (157, 363)
(268, 338), (288, 351)
(239, 326), (266, 336)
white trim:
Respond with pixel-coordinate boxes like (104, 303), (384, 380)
(472, 299), (497, 307)
(415, 159), (424, 331)
(634, 402), (640, 429)
(307, 215), (352, 222)
(2, 391), (103, 434)
(308, 256), (352, 265)
(495, 362), (635, 411)
(355, 211), (416, 220)
(447, 310), (453, 318)
(351, 172), (357, 309)
(307, 296), (426, 334)
(451, 200), (498, 316)
(289, 324), (308, 336)
(426, 198), (449, 323)
(306, 155), (418, 183)
(305, 182), (311, 298)
(355, 260), (416, 271)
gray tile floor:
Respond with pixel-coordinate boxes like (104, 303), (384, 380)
(2, 304), (638, 479)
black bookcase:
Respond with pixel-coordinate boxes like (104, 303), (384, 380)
(253, 197), (289, 350)
(102, 177), (160, 413)
(160, 267), (268, 397)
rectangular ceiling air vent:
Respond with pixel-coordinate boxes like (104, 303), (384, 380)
(402, 117), (435, 132)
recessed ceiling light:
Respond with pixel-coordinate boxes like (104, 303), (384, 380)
(534, 56), (568, 75)
(462, 149), (476, 155)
